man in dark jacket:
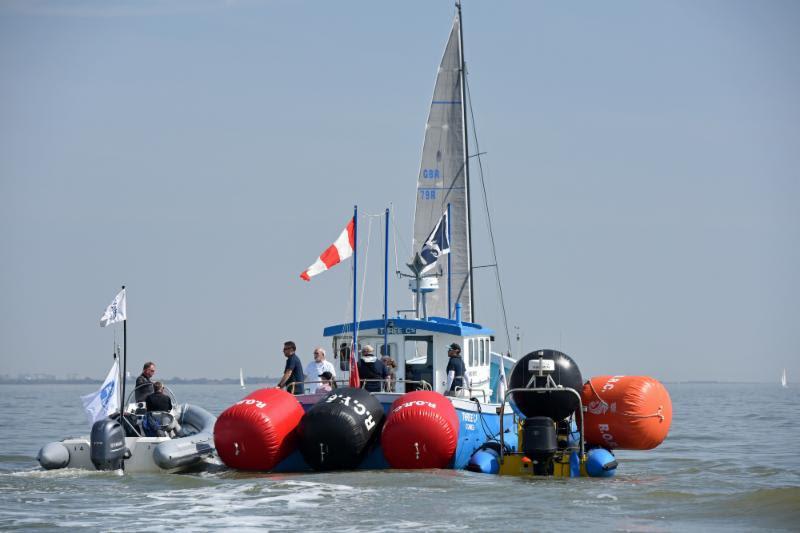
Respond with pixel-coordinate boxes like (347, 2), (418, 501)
(145, 381), (172, 411)
(445, 343), (469, 395)
(276, 341), (305, 394)
(357, 345), (388, 392)
(135, 361), (156, 403)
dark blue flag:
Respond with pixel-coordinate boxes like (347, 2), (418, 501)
(419, 210), (450, 273)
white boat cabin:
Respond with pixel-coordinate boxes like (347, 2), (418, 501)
(324, 315), (495, 400)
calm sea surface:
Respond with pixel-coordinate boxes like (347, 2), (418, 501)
(1, 382), (798, 532)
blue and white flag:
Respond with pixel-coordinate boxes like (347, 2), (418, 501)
(81, 359), (120, 427)
(419, 210), (450, 274)
(100, 288), (126, 327)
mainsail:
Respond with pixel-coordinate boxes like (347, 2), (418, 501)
(412, 11), (472, 322)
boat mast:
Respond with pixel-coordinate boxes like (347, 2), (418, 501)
(456, 1), (475, 321)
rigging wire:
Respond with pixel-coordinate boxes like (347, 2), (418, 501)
(391, 204), (409, 275)
(465, 75), (513, 355)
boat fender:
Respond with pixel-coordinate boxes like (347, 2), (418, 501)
(585, 447), (618, 478)
(381, 390), (459, 469)
(465, 440), (503, 475)
(581, 375), (672, 450)
(214, 388), (304, 471)
(297, 387), (384, 471)
(37, 442), (70, 470)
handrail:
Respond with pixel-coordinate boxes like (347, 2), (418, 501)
(279, 378), (432, 393)
(498, 386), (585, 465)
(452, 386), (487, 401)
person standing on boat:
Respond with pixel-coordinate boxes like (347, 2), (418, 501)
(276, 341), (304, 395)
(445, 343), (469, 396)
(135, 361), (156, 403)
(357, 345), (388, 393)
(382, 355), (397, 392)
(304, 347), (336, 393)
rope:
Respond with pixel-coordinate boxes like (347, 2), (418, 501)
(586, 380), (665, 421)
(465, 75), (512, 354)
(390, 205), (408, 277)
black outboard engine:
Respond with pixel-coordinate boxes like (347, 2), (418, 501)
(522, 417), (558, 475)
(90, 418), (127, 470)
(509, 350), (584, 475)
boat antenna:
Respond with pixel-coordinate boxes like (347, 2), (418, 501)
(456, 0), (475, 321)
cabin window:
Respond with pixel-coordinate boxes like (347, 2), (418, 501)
(480, 338), (486, 366)
(333, 336), (357, 372)
(379, 343), (397, 357)
(404, 336), (433, 391)
(469, 338), (476, 367)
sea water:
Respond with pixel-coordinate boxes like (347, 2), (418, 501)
(1, 383), (798, 531)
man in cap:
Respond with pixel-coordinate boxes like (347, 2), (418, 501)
(357, 344), (389, 393)
(445, 343), (469, 395)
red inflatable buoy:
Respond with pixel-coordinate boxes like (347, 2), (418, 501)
(214, 388), (305, 471)
(581, 375), (672, 450)
(381, 390), (459, 469)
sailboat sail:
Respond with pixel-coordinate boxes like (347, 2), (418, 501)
(781, 369), (787, 388)
(412, 12), (472, 322)
(239, 368), (245, 389)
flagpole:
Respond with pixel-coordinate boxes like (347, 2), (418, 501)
(352, 205), (358, 384)
(447, 203), (452, 320)
(121, 285), (127, 409)
(383, 207), (389, 356)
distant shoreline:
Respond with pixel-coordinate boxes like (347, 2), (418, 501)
(0, 378), (778, 386)
(0, 377), (279, 386)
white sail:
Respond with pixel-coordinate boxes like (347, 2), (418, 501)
(412, 13), (472, 322)
(239, 368), (245, 389)
(781, 368), (787, 388)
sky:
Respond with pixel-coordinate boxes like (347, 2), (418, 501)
(1, 0), (798, 383)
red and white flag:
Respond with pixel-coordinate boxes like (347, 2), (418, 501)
(300, 217), (355, 281)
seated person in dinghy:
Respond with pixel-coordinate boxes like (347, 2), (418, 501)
(144, 382), (180, 437)
(146, 381), (173, 411)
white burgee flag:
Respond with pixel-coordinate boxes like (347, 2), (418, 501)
(81, 359), (120, 427)
(100, 288), (126, 327)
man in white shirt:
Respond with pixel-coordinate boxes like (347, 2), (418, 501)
(305, 347), (337, 393)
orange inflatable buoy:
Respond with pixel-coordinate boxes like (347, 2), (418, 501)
(581, 375), (672, 450)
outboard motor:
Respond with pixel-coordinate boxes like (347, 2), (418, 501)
(509, 350), (583, 476)
(90, 418), (127, 470)
(522, 417), (557, 475)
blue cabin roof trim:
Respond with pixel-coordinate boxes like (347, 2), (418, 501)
(322, 316), (495, 337)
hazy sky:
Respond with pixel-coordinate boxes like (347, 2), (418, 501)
(1, 0), (798, 383)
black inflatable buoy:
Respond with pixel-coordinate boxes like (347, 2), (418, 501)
(508, 349), (583, 421)
(297, 387), (384, 471)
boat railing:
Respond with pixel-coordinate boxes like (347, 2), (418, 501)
(497, 385), (585, 464)
(283, 378), (431, 393)
(451, 386), (488, 402)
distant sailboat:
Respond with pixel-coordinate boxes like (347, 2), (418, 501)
(781, 368), (787, 388)
(239, 368), (245, 389)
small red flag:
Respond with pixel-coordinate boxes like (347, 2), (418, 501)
(349, 344), (360, 388)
